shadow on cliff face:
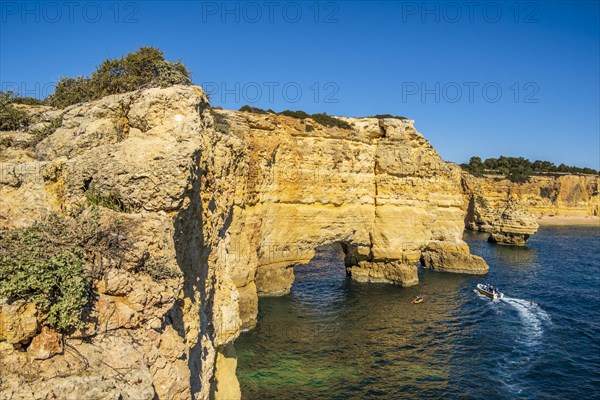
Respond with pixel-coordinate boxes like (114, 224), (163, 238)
(464, 195), (476, 231)
(167, 141), (236, 398)
(166, 148), (213, 397)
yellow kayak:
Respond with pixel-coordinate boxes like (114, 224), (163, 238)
(413, 295), (425, 304)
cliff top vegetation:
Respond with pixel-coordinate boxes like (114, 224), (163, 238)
(0, 47), (192, 131)
(238, 105), (354, 130)
(461, 156), (599, 183)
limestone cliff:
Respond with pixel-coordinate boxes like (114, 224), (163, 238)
(0, 85), (487, 399)
(1, 86), (242, 399)
(220, 110), (488, 330)
(467, 174), (599, 217)
(462, 173), (599, 244)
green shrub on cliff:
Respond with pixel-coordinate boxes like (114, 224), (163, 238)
(47, 76), (95, 109)
(0, 214), (89, 332)
(84, 182), (131, 213)
(0, 91), (32, 131)
(239, 105), (273, 114)
(0, 210), (134, 332)
(47, 47), (192, 108)
(278, 109), (353, 129)
(309, 113), (353, 129)
(236, 106), (353, 129)
(9, 96), (46, 106)
(366, 114), (408, 120)
(279, 109), (311, 119)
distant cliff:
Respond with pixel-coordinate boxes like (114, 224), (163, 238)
(474, 174), (598, 217)
(462, 173), (599, 244)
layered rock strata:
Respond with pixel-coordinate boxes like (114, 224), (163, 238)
(467, 174), (599, 218)
(221, 110), (489, 329)
(462, 173), (599, 244)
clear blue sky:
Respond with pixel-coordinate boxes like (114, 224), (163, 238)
(1, 1), (599, 168)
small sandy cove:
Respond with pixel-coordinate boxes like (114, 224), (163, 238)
(537, 216), (600, 226)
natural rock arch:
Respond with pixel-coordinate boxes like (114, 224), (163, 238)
(219, 108), (488, 331)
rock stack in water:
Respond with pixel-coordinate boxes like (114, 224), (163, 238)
(487, 199), (539, 245)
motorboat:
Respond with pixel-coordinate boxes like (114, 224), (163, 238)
(476, 283), (503, 300)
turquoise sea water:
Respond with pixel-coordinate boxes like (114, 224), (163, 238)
(236, 226), (600, 399)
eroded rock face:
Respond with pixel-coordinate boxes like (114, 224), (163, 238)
(1, 85), (489, 399)
(220, 112), (488, 329)
(1, 86), (240, 400)
(465, 174), (599, 218)
(347, 261), (419, 285)
(0, 300), (38, 345)
(420, 241), (488, 274)
(486, 200), (539, 245)
(462, 172), (599, 241)
(463, 175), (540, 245)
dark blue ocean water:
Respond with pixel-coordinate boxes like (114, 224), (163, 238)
(235, 226), (600, 399)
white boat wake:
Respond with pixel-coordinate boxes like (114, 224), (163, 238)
(472, 286), (557, 395)
(501, 296), (551, 346)
(493, 296), (552, 394)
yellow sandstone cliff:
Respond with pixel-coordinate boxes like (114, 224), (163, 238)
(466, 174), (599, 218)
(462, 173), (599, 244)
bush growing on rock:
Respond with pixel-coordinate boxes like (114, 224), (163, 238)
(0, 91), (32, 131)
(310, 113), (353, 129)
(279, 109), (353, 130)
(279, 109), (311, 119)
(0, 214), (89, 332)
(84, 182), (130, 213)
(47, 47), (192, 108)
(47, 76), (94, 109)
(0, 210), (133, 332)
(9, 96), (46, 106)
(236, 106), (355, 129)
(239, 105), (273, 114)
(366, 114), (408, 120)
